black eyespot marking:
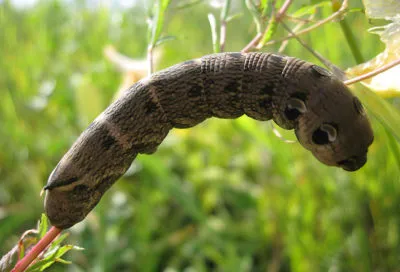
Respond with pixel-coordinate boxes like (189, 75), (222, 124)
(285, 97), (307, 120)
(284, 93), (307, 121)
(312, 123), (338, 145)
(102, 134), (116, 150)
(353, 97), (365, 115)
(312, 128), (329, 145)
(285, 108), (301, 120)
(262, 83), (274, 95)
(144, 100), (158, 114)
(225, 81), (239, 94)
(258, 97), (272, 108)
(188, 85), (203, 98)
(311, 65), (331, 77)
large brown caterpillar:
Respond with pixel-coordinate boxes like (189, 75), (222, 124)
(44, 52), (374, 229)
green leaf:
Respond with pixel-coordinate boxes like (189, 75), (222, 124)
(261, 0), (271, 17)
(154, 35), (176, 47)
(37, 214), (48, 238)
(245, 0), (263, 34)
(46, 232), (70, 251)
(292, 1), (330, 17)
(54, 258), (72, 265)
(385, 129), (400, 171)
(25, 245), (79, 272)
(148, 0), (172, 47)
(353, 85), (400, 142)
(175, 0), (204, 10)
(225, 13), (243, 22)
(220, 0), (231, 21)
(257, 16), (277, 47)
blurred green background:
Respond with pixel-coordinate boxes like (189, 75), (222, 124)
(1, 0), (400, 271)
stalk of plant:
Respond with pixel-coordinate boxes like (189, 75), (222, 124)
(11, 227), (62, 272)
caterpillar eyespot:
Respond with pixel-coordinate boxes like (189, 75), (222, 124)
(44, 52), (374, 229)
(284, 97), (307, 120)
(312, 123), (338, 145)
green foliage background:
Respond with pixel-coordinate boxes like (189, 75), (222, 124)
(1, 0), (399, 271)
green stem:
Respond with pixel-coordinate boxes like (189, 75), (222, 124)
(339, 19), (364, 64)
(385, 128), (400, 171)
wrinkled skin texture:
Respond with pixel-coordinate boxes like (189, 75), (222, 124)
(44, 52), (374, 229)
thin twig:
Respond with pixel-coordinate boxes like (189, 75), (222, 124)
(344, 58), (400, 85)
(147, 46), (154, 75)
(256, 2), (277, 49)
(278, 13), (313, 53)
(241, 0), (294, 52)
(241, 33), (262, 53)
(220, 21), (227, 52)
(276, 0), (293, 19)
(264, 0), (348, 47)
(208, 13), (219, 53)
(284, 14), (315, 24)
(280, 21), (346, 80)
(12, 227), (62, 272)
(219, 0), (231, 52)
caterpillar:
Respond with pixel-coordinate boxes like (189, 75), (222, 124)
(44, 52), (374, 229)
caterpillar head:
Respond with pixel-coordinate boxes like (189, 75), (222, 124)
(280, 64), (374, 171)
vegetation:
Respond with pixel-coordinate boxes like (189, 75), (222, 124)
(1, 0), (399, 271)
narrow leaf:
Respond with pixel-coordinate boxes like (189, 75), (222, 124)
(37, 214), (48, 238)
(155, 35), (176, 47)
(175, 0), (204, 10)
(292, 1), (330, 17)
(208, 13), (220, 53)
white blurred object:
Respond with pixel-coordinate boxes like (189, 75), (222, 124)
(346, 2), (400, 96)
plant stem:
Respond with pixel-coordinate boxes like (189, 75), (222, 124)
(208, 13), (219, 53)
(219, 0), (231, 52)
(242, 0), (293, 52)
(147, 45), (154, 75)
(339, 19), (364, 64)
(264, 0), (349, 46)
(12, 227), (62, 272)
(241, 33), (262, 53)
(344, 58), (400, 85)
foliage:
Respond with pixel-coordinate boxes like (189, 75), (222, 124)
(1, 0), (399, 271)
(0, 215), (80, 271)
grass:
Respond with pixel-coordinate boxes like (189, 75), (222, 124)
(1, 0), (400, 271)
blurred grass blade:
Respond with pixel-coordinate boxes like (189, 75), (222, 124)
(353, 85), (400, 142)
(175, 0), (203, 10)
(292, 1), (330, 17)
(385, 129), (400, 171)
(220, 0), (231, 21)
(260, 0), (270, 17)
(155, 35), (176, 46)
(148, 0), (172, 47)
(257, 3), (278, 48)
(38, 214), (48, 238)
(245, 0), (263, 34)
(225, 13), (242, 22)
(208, 13), (219, 53)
